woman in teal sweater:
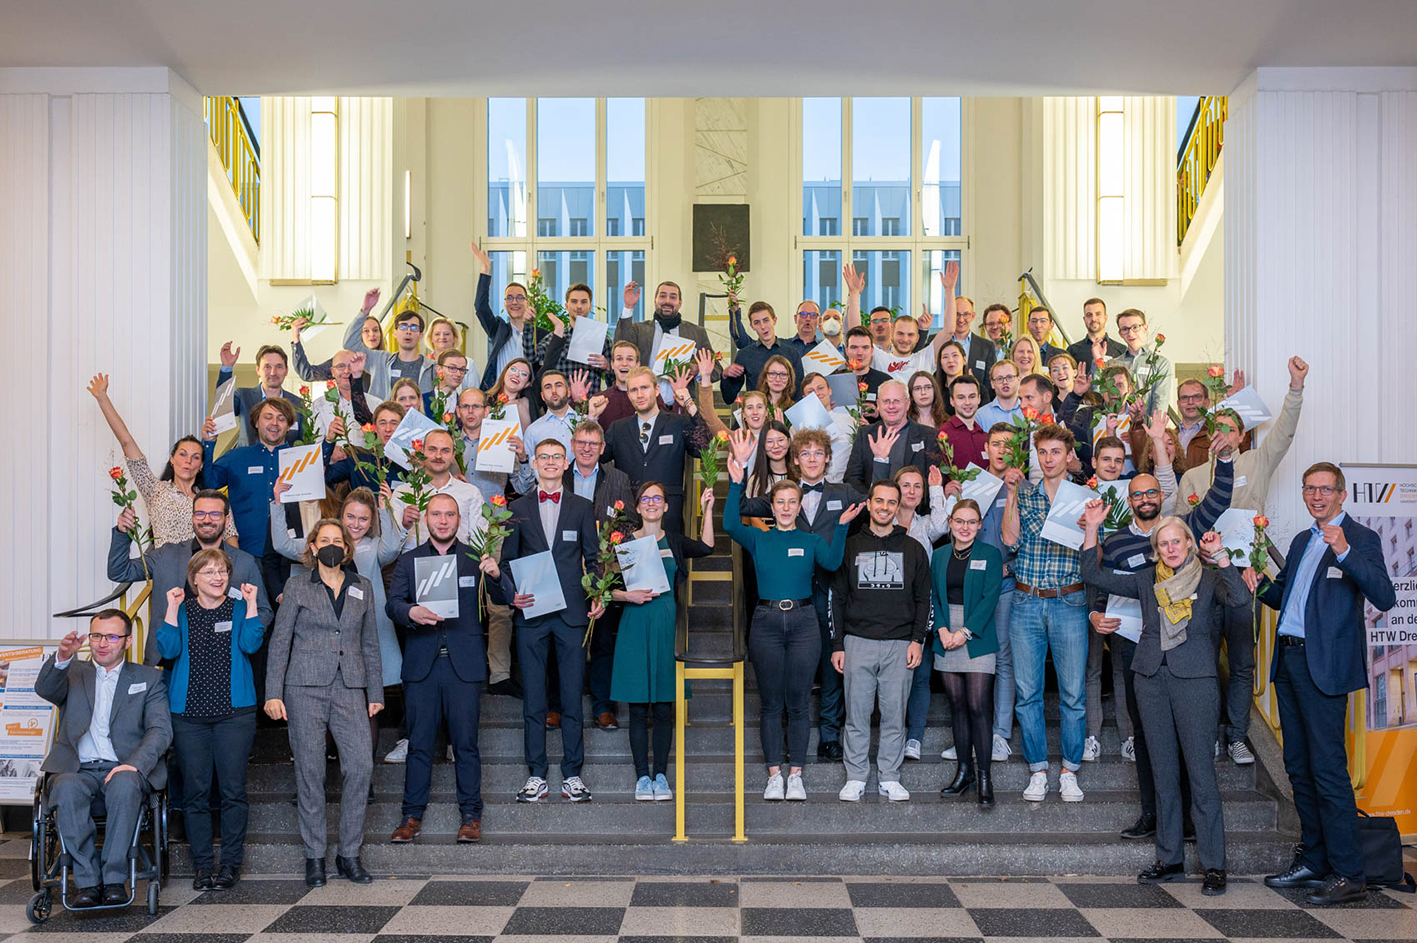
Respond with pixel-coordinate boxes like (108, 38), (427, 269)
(724, 458), (862, 802)
(929, 498), (1004, 807)
(156, 548), (264, 890)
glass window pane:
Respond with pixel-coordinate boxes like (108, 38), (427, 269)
(851, 98), (911, 237)
(923, 250), (964, 331)
(488, 99), (527, 238)
(802, 250), (842, 313)
(607, 98), (645, 240)
(850, 249), (911, 317)
(606, 249), (647, 321)
(486, 250), (529, 358)
(536, 98), (596, 238)
(535, 250), (595, 311)
(802, 98), (842, 237)
(921, 98), (962, 237)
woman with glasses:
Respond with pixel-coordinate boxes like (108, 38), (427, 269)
(909, 371), (950, 429)
(610, 483), (716, 800)
(931, 499), (1004, 806)
(724, 457), (861, 801)
(87, 373), (238, 548)
(487, 358), (536, 430)
(755, 355), (798, 416)
(157, 550), (264, 890)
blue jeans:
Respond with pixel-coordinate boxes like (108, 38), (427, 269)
(992, 585), (1016, 741)
(1011, 590), (1088, 771)
(905, 656), (933, 743)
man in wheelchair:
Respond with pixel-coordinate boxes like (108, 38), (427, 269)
(36, 610), (171, 908)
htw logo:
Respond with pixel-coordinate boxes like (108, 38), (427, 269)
(278, 449), (318, 482)
(480, 426), (514, 451)
(417, 557), (457, 597)
(806, 350), (843, 365)
(1354, 482), (1397, 504)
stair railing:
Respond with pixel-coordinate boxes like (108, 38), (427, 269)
(1177, 96), (1227, 245)
(1015, 269), (1072, 350)
(52, 581), (151, 665)
(205, 97), (260, 243)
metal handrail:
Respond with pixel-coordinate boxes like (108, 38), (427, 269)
(52, 582), (151, 665)
(1178, 96), (1227, 245)
(204, 97), (260, 243)
(1016, 269), (1072, 349)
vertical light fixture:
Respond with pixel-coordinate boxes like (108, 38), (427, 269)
(310, 96), (339, 282)
(403, 169), (412, 239)
(1096, 96), (1124, 284)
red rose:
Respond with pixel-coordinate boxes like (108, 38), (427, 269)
(1094, 357), (1106, 368)
(1187, 493), (1200, 506)
(1154, 333), (1166, 344)
(411, 438), (424, 451)
(1254, 514), (1269, 528)
(490, 494), (507, 507)
(614, 500), (625, 511)
(849, 359), (864, 371)
(299, 385), (310, 396)
(938, 431), (948, 442)
(1207, 364), (1225, 378)
(109, 467), (123, 480)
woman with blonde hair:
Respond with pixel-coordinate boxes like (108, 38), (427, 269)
(1009, 336), (1047, 378)
(486, 358), (536, 429)
(390, 378), (425, 416)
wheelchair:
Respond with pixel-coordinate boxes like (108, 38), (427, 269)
(27, 771), (169, 924)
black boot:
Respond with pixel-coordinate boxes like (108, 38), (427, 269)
(305, 857), (327, 887)
(939, 763), (975, 797)
(336, 855), (373, 884)
(976, 767), (994, 807)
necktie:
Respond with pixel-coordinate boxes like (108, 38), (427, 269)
(802, 482), (824, 495)
(539, 491), (561, 504)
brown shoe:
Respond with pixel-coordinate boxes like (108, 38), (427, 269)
(390, 817), (421, 843)
(545, 711), (561, 729)
(596, 711), (618, 730)
(457, 818), (482, 843)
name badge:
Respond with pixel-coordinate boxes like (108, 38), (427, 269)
(287, 528), (298, 539)
(969, 559), (987, 571)
(1127, 553), (1147, 568)
(127, 682), (147, 694)
(1327, 566), (1344, 579)
(910, 442), (924, 452)
(658, 434), (674, 445)
(865, 393), (877, 401)
(660, 548), (673, 558)
(227, 587), (242, 599)
(214, 621), (232, 634)
(995, 498), (1007, 508)
(975, 360), (986, 369)
(563, 529), (578, 542)
(348, 586), (365, 600)
(788, 548), (805, 557)
(247, 466), (263, 474)
(607, 505), (617, 517)
(459, 575), (477, 588)
(1235, 475), (1248, 487)
(827, 499), (843, 510)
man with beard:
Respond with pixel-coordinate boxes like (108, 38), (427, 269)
(614, 280), (720, 396)
(536, 283), (612, 396)
(1066, 298), (1126, 379)
(391, 430), (486, 549)
(1087, 448), (1236, 840)
(524, 370), (581, 456)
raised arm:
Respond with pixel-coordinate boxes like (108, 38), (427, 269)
(694, 350), (729, 439)
(842, 261), (865, 334)
(927, 260), (960, 357)
(470, 243), (500, 336)
(87, 374), (144, 461)
(721, 478), (758, 552)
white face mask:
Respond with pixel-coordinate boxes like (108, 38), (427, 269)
(821, 316), (842, 337)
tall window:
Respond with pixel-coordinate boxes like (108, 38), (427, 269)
(798, 98), (965, 328)
(484, 98), (649, 331)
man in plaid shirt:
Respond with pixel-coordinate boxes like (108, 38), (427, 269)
(1002, 422), (1089, 805)
(535, 283), (613, 398)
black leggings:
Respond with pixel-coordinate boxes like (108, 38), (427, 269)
(942, 672), (995, 776)
(629, 702), (674, 778)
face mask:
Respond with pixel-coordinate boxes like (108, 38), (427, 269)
(821, 316), (842, 337)
(315, 544), (345, 568)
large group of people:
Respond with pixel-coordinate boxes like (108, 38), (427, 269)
(42, 249), (1393, 907)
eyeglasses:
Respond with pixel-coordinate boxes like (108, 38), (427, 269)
(640, 496), (666, 506)
(442, 364), (468, 374)
(572, 439), (600, 449)
(397, 324), (422, 333)
(196, 567), (227, 578)
(192, 511), (224, 520)
(764, 371), (790, 380)
(88, 633), (130, 645)
(534, 453), (565, 462)
(797, 449), (826, 460)
(1118, 325), (1145, 335)
(1178, 392), (1207, 402)
(1302, 485), (1338, 496)
(1129, 489), (1161, 499)
(504, 294), (527, 303)
(993, 373), (1018, 382)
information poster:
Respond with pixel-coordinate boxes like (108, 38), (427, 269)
(0, 645), (57, 804)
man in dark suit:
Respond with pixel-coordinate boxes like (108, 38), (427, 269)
(1251, 463), (1396, 905)
(386, 493), (503, 846)
(36, 613), (171, 907)
(470, 243), (553, 390)
(844, 379), (938, 500)
(1025, 306), (1067, 367)
(739, 428), (867, 761)
(613, 280), (721, 392)
(1066, 298), (1127, 377)
(213, 342), (305, 447)
(491, 438), (604, 804)
(602, 366), (708, 534)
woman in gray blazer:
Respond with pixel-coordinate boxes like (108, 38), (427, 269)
(1081, 507), (1246, 898)
(265, 519), (383, 888)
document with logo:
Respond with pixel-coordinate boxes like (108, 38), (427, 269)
(615, 535), (671, 595)
(940, 466), (1004, 517)
(784, 391), (834, 432)
(1212, 507), (1261, 564)
(277, 443), (325, 504)
(1106, 594), (1144, 644)
(384, 409), (446, 471)
(1040, 479), (1096, 550)
(650, 335), (697, 378)
(210, 377), (239, 435)
(509, 550), (566, 619)
(801, 339), (847, 376)
(474, 418), (520, 474)
(1216, 386), (1273, 428)
(567, 316), (610, 365)
(414, 555), (460, 619)
(825, 371), (863, 410)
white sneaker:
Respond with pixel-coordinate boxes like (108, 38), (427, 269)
(1228, 741), (1256, 765)
(991, 734), (1012, 762)
(1022, 770), (1049, 802)
(1213, 739), (1221, 759)
(383, 738), (408, 764)
(446, 744), (455, 761)
(839, 780), (867, 802)
(1059, 769), (1084, 802)
(878, 780), (911, 801)
(763, 772), (785, 801)
(903, 739), (921, 761)
(785, 772), (807, 801)
(941, 745), (957, 760)
(1082, 736), (1101, 762)
(1120, 736), (1136, 762)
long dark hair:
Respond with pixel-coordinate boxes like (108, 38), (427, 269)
(159, 435), (206, 489)
(748, 421), (798, 498)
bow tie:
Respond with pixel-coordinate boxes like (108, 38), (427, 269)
(801, 482), (824, 495)
(539, 490), (562, 504)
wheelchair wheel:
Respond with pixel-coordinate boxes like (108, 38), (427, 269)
(26, 890), (51, 925)
(146, 880), (159, 916)
(31, 818), (57, 893)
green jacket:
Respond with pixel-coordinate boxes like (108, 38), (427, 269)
(929, 540), (1004, 660)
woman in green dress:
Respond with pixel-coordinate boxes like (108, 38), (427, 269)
(610, 481), (716, 801)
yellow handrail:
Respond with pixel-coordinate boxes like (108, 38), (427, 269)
(1177, 96), (1227, 245)
(121, 582), (152, 666)
(205, 97), (260, 243)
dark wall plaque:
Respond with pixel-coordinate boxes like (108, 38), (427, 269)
(692, 204), (750, 273)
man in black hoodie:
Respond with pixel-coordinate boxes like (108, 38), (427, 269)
(830, 479), (931, 803)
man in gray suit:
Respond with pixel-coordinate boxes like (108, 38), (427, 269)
(37, 611), (171, 907)
(614, 280), (721, 392)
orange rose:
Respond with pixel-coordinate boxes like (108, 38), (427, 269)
(857, 382), (868, 393)
(1087, 476), (1098, 489)
(271, 316), (281, 325)
(497, 393), (509, 405)
(1254, 514), (1269, 528)
(715, 430), (729, 442)
(361, 423), (375, 433)
(299, 385), (310, 396)
(727, 255), (737, 266)
(325, 379), (336, 390)
(1094, 358), (1106, 368)
(109, 467), (123, 480)
(1022, 407), (1038, 421)
(490, 494), (507, 507)
(531, 268), (541, 279)
(1041, 413), (1055, 424)
(610, 531), (625, 545)
(411, 438), (424, 452)
(1187, 493), (1200, 506)
(1207, 364), (1225, 378)
(1154, 333), (1166, 345)
(443, 412), (455, 423)
(614, 500), (625, 511)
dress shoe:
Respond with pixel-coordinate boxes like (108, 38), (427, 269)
(336, 855), (373, 884)
(213, 865), (241, 890)
(1137, 861), (1185, 884)
(1120, 812), (1157, 840)
(1183, 821), (1197, 843)
(1202, 868), (1227, 896)
(102, 884), (129, 905)
(1306, 875), (1367, 906)
(816, 740), (843, 761)
(305, 857), (327, 887)
(596, 711), (618, 730)
(1264, 853), (1325, 889)
(73, 885), (102, 908)
(488, 677), (524, 698)
(390, 817), (421, 843)
(457, 816), (482, 843)
(976, 768), (995, 807)
(367, 783), (376, 805)
(191, 868), (214, 891)
(545, 711), (561, 729)
(939, 763), (975, 797)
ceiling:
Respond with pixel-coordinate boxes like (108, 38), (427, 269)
(3, 0), (1416, 98)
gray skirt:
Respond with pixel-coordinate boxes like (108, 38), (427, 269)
(934, 603), (997, 674)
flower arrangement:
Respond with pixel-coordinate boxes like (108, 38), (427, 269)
(936, 431), (982, 484)
(465, 493), (514, 619)
(582, 504), (633, 646)
(109, 466), (153, 578)
(270, 302), (325, 332)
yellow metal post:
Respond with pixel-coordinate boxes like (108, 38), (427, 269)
(673, 661), (688, 842)
(732, 660), (746, 842)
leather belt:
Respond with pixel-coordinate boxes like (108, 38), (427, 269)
(1013, 581), (1084, 599)
(759, 598), (813, 611)
(1277, 635), (1305, 648)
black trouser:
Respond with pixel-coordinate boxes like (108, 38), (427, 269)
(749, 604), (819, 769)
(1117, 637), (1191, 821)
(548, 607), (620, 718)
(402, 658), (483, 820)
(942, 672), (995, 778)
(629, 702), (674, 778)
(518, 617), (587, 779)
(1217, 601), (1257, 743)
(171, 709), (257, 871)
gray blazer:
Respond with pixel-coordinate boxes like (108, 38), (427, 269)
(1082, 552), (1247, 679)
(35, 657), (171, 790)
(265, 567), (383, 705)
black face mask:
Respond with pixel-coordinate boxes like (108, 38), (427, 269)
(315, 545), (345, 568)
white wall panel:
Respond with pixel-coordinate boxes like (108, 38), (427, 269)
(339, 96), (392, 281)
(1043, 96), (1095, 280)
(1122, 96), (1177, 280)
(260, 96), (311, 280)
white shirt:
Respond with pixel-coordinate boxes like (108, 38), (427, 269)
(524, 408), (580, 457)
(311, 391), (380, 439)
(537, 487), (563, 541)
(826, 408), (855, 484)
(392, 475), (486, 548)
(800, 478), (825, 526)
(56, 658), (121, 763)
(871, 345), (936, 383)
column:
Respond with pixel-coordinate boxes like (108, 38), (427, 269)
(0, 68), (207, 636)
